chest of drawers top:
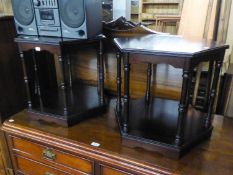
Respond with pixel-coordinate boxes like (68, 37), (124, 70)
(3, 100), (233, 175)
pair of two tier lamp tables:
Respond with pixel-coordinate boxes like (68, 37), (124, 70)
(16, 34), (228, 158)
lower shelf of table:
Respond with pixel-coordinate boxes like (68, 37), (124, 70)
(29, 83), (107, 126)
(116, 98), (212, 158)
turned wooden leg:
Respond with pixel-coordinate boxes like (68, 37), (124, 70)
(175, 66), (191, 146)
(32, 50), (43, 108)
(192, 63), (202, 106)
(145, 63), (152, 104)
(116, 52), (122, 111)
(204, 61), (214, 112)
(205, 58), (223, 128)
(123, 53), (130, 133)
(20, 51), (32, 109)
(67, 55), (73, 87)
(58, 55), (68, 116)
(58, 55), (66, 89)
(98, 40), (104, 104)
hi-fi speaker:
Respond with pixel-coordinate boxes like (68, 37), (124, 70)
(12, 0), (38, 35)
(58, 0), (102, 39)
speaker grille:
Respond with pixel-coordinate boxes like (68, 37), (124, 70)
(59, 0), (85, 28)
(12, 0), (34, 26)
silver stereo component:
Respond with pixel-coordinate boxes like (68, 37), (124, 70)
(12, 0), (103, 39)
(34, 0), (61, 37)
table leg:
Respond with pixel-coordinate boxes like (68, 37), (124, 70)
(123, 53), (130, 133)
(98, 40), (105, 104)
(175, 68), (191, 146)
(58, 55), (66, 89)
(145, 63), (152, 104)
(67, 55), (73, 87)
(58, 55), (68, 116)
(116, 52), (122, 111)
(20, 51), (32, 109)
(32, 50), (43, 109)
(205, 58), (223, 128)
(192, 63), (202, 106)
(204, 61), (214, 112)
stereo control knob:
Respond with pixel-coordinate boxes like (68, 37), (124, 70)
(33, 0), (41, 6)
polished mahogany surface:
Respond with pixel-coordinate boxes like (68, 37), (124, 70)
(117, 98), (206, 144)
(2, 99), (233, 175)
(114, 34), (229, 57)
(15, 35), (105, 45)
(30, 83), (106, 126)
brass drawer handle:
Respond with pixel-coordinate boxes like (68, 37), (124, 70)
(42, 148), (56, 161)
(45, 172), (55, 175)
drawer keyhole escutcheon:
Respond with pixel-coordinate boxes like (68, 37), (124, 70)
(45, 172), (55, 175)
(43, 148), (56, 161)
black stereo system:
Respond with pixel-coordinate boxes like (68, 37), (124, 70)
(11, 0), (102, 38)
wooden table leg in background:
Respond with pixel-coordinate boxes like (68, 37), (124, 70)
(204, 61), (214, 112)
(19, 51), (32, 110)
(58, 55), (68, 116)
(205, 53), (224, 128)
(97, 40), (105, 104)
(145, 63), (152, 104)
(116, 52), (122, 111)
(67, 55), (73, 88)
(32, 50), (44, 109)
(123, 53), (130, 133)
(192, 63), (202, 106)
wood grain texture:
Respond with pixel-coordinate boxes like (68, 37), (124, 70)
(2, 100), (233, 175)
(15, 155), (76, 175)
(73, 51), (183, 100)
(11, 136), (93, 174)
(101, 165), (134, 175)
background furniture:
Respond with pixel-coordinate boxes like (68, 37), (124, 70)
(223, 64), (233, 118)
(114, 34), (228, 158)
(0, 16), (26, 175)
(15, 35), (106, 126)
(154, 15), (180, 33)
(0, 0), (12, 16)
(2, 101), (233, 175)
(131, 0), (183, 34)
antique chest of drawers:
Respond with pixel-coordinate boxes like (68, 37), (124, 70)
(8, 136), (93, 175)
(3, 104), (173, 175)
(2, 100), (233, 175)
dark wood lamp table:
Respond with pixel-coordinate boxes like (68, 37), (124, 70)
(114, 34), (229, 158)
(15, 35), (106, 126)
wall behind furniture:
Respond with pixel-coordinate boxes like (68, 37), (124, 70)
(113, 0), (131, 20)
(0, 0), (12, 15)
(178, 0), (209, 40)
(225, 0), (233, 64)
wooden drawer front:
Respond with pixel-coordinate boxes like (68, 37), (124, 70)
(11, 137), (93, 174)
(16, 155), (71, 175)
(101, 166), (134, 175)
